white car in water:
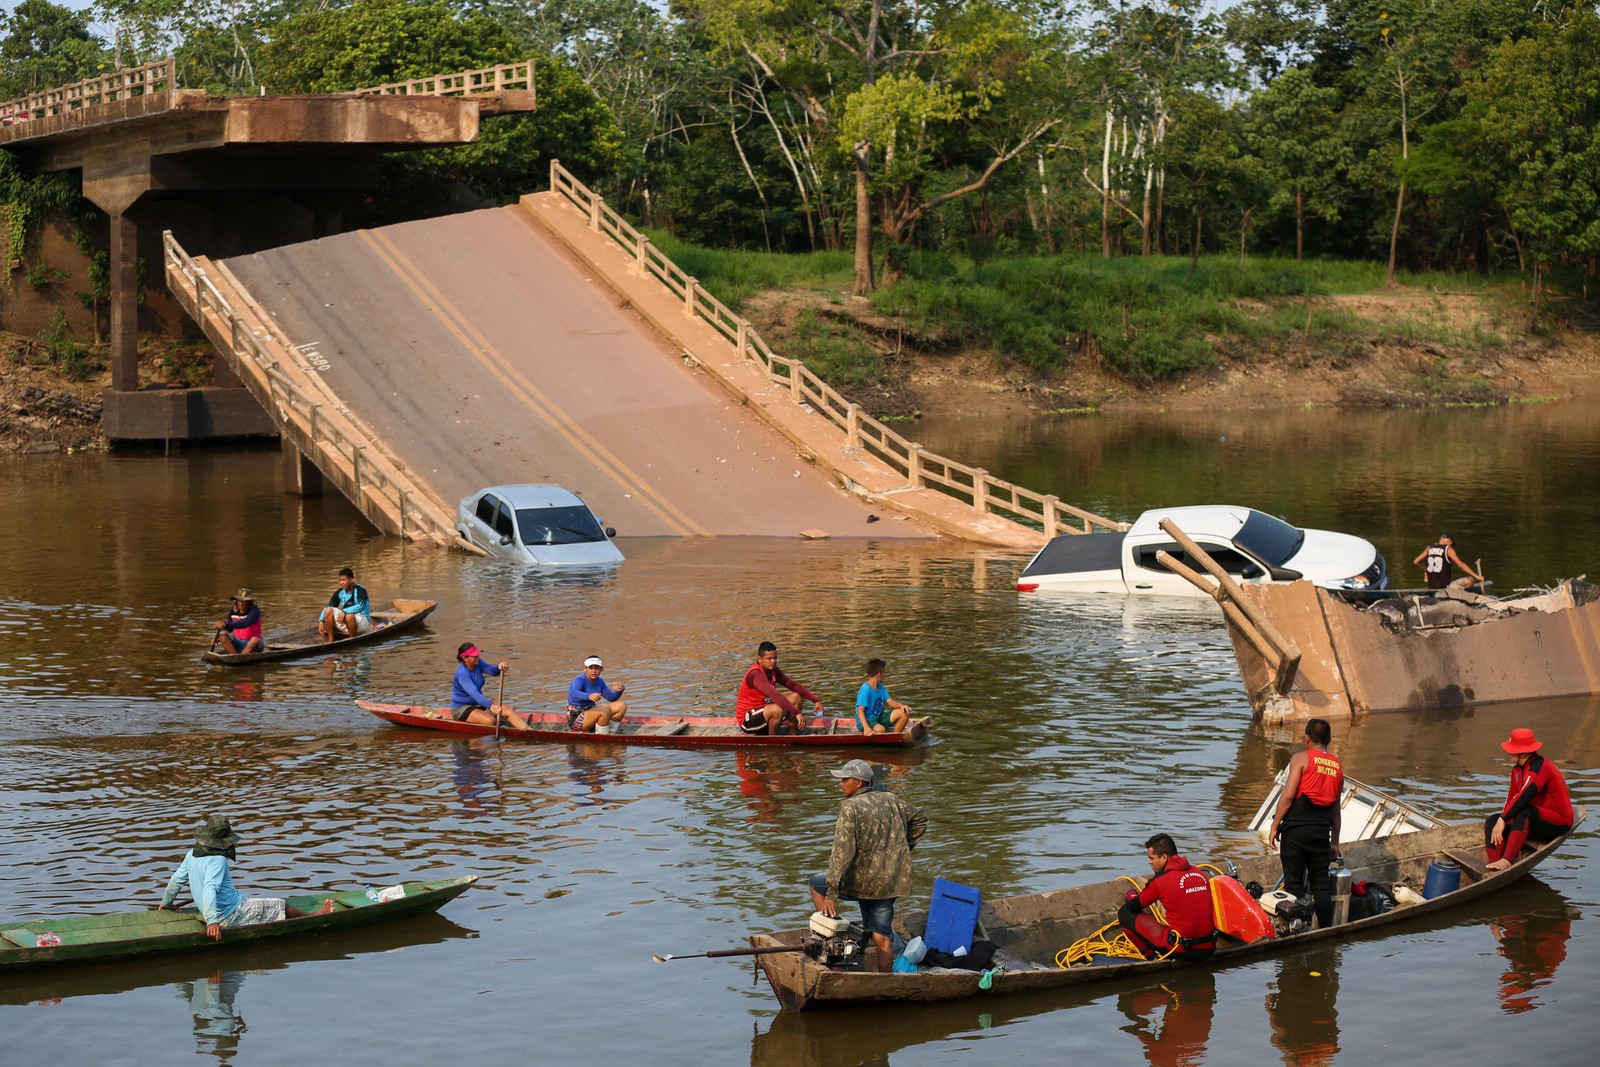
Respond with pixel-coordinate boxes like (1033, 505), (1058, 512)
(456, 484), (624, 566)
(1016, 505), (1386, 597)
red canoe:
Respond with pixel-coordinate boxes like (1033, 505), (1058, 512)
(356, 700), (933, 749)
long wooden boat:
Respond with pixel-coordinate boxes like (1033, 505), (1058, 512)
(201, 598), (437, 666)
(749, 809), (1584, 1010)
(0, 875), (476, 970)
(357, 700), (933, 749)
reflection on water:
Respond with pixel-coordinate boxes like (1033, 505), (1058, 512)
(1118, 970), (1216, 1067)
(1266, 946), (1341, 1067)
(1488, 879), (1575, 1015)
(178, 970), (246, 1061)
(2, 406), (1598, 1063)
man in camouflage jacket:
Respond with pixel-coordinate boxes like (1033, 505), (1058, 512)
(808, 759), (929, 970)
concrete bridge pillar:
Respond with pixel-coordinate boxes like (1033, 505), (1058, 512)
(109, 210), (140, 391)
(283, 439), (324, 496)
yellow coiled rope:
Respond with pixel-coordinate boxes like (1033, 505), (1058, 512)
(1054, 876), (1176, 968)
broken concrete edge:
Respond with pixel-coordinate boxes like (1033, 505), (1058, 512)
(518, 192), (1046, 550)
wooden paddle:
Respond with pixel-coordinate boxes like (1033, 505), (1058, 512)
(494, 668), (507, 741)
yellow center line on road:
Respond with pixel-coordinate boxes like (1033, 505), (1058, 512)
(358, 229), (707, 537)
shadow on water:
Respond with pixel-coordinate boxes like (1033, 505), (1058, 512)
(746, 876), (1576, 1066)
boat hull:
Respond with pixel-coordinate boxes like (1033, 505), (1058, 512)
(751, 811), (1582, 1010)
(0, 875), (476, 970)
(201, 599), (437, 666)
(357, 701), (932, 749)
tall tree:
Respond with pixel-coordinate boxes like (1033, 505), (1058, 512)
(0, 0), (104, 98)
(1246, 67), (1346, 259)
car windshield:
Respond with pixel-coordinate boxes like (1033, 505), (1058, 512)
(516, 505), (606, 546)
(1233, 511), (1305, 566)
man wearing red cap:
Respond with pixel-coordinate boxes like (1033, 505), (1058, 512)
(1486, 728), (1574, 871)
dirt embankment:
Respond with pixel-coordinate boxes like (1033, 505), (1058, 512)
(0, 335), (214, 453)
(744, 288), (1600, 418)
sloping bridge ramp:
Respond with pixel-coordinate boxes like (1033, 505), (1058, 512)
(166, 167), (1124, 546)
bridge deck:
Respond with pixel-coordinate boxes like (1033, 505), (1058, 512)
(221, 207), (927, 539)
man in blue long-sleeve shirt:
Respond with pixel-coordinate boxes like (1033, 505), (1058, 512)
(159, 816), (333, 939)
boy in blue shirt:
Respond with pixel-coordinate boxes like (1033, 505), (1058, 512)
(855, 658), (912, 734)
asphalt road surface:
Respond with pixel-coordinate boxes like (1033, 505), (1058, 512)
(223, 207), (921, 539)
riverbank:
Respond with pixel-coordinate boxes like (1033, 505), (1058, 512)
(0, 334), (214, 453)
(746, 285), (1600, 419)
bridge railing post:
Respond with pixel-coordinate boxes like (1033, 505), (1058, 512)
(1044, 495), (1060, 539)
(790, 362), (803, 402)
(684, 279), (697, 319)
(906, 445), (923, 488)
(973, 469), (989, 514)
(846, 403), (860, 448)
(589, 195), (602, 231)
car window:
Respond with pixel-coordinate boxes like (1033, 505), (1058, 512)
(474, 494), (499, 526)
(494, 501), (516, 539)
(1134, 542), (1260, 576)
(1234, 512), (1305, 566)
(516, 505), (607, 546)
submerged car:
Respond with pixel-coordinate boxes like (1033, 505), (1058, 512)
(456, 484), (624, 566)
(1016, 505), (1386, 597)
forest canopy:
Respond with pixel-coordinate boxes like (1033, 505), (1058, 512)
(1, 0), (1596, 298)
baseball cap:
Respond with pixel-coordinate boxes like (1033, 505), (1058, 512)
(829, 759), (876, 782)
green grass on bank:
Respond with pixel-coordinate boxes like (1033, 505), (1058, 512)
(644, 235), (1537, 382)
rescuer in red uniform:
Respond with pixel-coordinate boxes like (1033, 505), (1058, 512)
(1270, 717), (1345, 928)
(1485, 727), (1574, 871)
(1118, 833), (1217, 961)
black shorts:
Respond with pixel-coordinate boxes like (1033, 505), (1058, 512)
(451, 705), (485, 722)
(738, 707), (770, 733)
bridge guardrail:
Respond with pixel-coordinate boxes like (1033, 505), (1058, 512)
(0, 58), (174, 123)
(163, 231), (459, 546)
(548, 160), (1125, 539)
(351, 61), (534, 102)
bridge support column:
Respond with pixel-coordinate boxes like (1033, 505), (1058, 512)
(283, 440), (324, 496)
(109, 211), (140, 391)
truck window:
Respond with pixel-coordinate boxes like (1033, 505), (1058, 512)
(1134, 543), (1259, 576)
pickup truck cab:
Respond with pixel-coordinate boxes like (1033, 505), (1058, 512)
(1016, 505), (1386, 597)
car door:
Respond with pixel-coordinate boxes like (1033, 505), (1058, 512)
(463, 493), (501, 551)
(1127, 541), (1266, 594)
(492, 498), (518, 554)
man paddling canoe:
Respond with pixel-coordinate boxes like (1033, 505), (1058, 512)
(158, 816), (334, 939)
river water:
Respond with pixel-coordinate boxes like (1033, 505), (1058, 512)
(1, 401), (1596, 1066)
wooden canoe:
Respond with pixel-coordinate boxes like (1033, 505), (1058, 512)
(750, 809), (1584, 1010)
(357, 700), (933, 749)
(201, 598), (437, 666)
(0, 875), (476, 971)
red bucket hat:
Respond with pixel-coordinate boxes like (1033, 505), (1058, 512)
(1501, 727), (1543, 754)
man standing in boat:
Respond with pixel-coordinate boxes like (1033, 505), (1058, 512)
(1413, 533), (1483, 590)
(736, 641), (824, 735)
(158, 816), (334, 939)
(809, 759), (928, 971)
(1118, 833), (1217, 961)
(318, 567), (373, 643)
(1269, 718), (1344, 927)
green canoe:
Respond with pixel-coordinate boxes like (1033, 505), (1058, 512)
(0, 875), (477, 970)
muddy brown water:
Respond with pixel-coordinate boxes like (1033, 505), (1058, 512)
(1, 401), (1596, 1064)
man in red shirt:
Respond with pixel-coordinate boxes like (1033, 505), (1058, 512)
(736, 641), (824, 735)
(1118, 833), (1217, 961)
(1486, 727), (1574, 871)
(1269, 717), (1344, 927)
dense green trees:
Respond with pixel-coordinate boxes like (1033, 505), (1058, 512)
(2, 0), (1595, 296)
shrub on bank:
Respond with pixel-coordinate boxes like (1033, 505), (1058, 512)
(638, 235), (1528, 383)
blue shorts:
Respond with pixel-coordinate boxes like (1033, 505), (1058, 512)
(808, 874), (895, 936)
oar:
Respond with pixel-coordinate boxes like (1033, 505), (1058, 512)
(651, 943), (812, 964)
(494, 668), (507, 741)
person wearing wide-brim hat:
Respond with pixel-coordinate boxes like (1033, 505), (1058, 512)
(212, 588), (264, 655)
(1485, 728), (1574, 871)
(157, 815), (334, 939)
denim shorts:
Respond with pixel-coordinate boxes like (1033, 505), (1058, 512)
(808, 874), (895, 935)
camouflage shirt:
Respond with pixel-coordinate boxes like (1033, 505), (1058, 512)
(825, 788), (929, 901)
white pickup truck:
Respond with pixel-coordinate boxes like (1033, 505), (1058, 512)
(1015, 505), (1387, 597)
